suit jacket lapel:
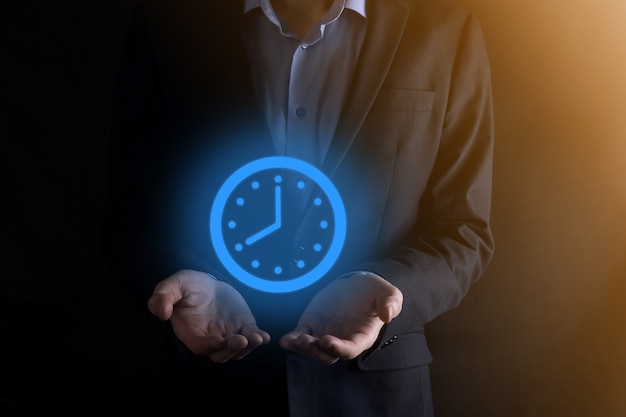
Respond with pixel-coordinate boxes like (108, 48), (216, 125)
(322, 0), (409, 176)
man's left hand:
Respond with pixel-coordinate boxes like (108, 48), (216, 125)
(279, 272), (403, 365)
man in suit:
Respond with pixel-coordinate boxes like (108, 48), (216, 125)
(101, 0), (494, 415)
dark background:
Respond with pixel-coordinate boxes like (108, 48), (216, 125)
(2, 0), (625, 416)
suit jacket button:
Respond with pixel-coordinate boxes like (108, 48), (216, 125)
(381, 335), (398, 349)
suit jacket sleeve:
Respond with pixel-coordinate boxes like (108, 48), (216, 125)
(359, 11), (495, 342)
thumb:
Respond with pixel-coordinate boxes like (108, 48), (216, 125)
(375, 290), (403, 323)
(147, 281), (182, 321)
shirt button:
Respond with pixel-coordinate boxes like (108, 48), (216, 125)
(300, 44), (308, 49)
(295, 107), (307, 118)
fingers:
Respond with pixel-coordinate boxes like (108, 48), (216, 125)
(208, 327), (272, 362)
(278, 325), (311, 350)
(287, 334), (340, 365)
(183, 333), (228, 356)
(318, 334), (371, 361)
(180, 333), (249, 363)
(243, 323), (271, 346)
(281, 330), (374, 363)
(231, 324), (272, 360)
(178, 324), (270, 363)
(280, 327), (340, 365)
(208, 334), (249, 363)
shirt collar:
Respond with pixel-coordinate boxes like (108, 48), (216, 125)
(244, 0), (367, 19)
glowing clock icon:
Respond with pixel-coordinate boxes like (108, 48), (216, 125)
(209, 156), (347, 293)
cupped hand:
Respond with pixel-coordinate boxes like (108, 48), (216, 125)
(148, 269), (270, 362)
(279, 272), (403, 365)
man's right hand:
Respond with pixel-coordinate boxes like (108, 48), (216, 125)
(147, 269), (270, 363)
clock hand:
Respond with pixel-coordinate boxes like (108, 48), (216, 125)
(244, 185), (281, 246)
(275, 184), (282, 228)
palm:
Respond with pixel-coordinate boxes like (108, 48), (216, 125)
(300, 279), (386, 345)
(169, 279), (255, 337)
(148, 270), (270, 362)
(280, 273), (403, 364)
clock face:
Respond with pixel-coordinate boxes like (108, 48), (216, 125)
(210, 156), (347, 293)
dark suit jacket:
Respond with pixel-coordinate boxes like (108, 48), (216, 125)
(102, 0), (494, 415)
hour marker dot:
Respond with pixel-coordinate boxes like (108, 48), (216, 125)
(297, 180), (305, 189)
(274, 175), (283, 183)
(320, 220), (328, 229)
(251, 260), (260, 268)
(228, 221), (236, 229)
(314, 244), (322, 252)
(251, 181), (260, 189)
(314, 197), (322, 206)
(236, 198), (245, 206)
(297, 260), (305, 269)
(274, 266), (282, 275)
(235, 243), (243, 252)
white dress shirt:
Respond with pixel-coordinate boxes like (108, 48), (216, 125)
(243, 0), (366, 167)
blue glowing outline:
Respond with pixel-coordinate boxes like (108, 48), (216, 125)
(210, 156), (346, 293)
